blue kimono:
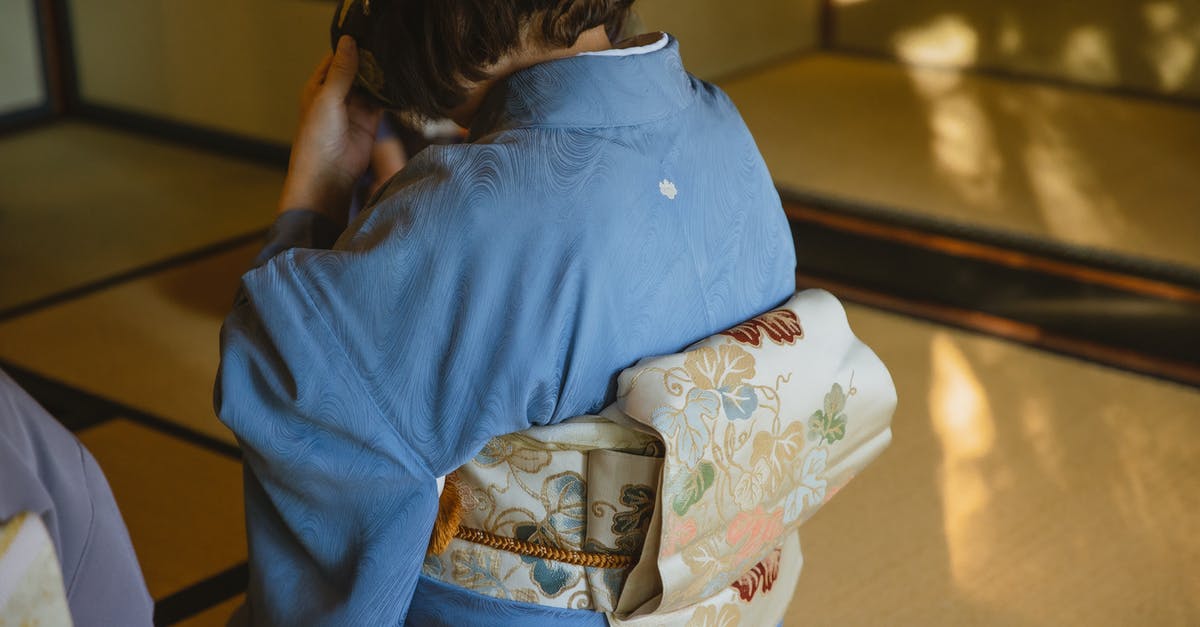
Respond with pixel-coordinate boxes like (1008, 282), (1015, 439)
(216, 36), (796, 625)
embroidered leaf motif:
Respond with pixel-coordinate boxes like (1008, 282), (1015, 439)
(671, 462), (716, 516)
(518, 553), (579, 596)
(612, 484), (656, 553)
(451, 548), (508, 598)
(650, 404), (681, 432)
(732, 459), (771, 510)
(683, 345), (756, 391)
(808, 383), (849, 444)
(720, 384), (758, 421)
(825, 382), (846, 416)
(681, 386), (715, 466)
(748, 421), (806, 496)
(720, 309), (803, 347)
(751, 420), (807, 466)
(730, 547), (782, 602)
(509, 471), (586, 550)
(475, 437), (552, 473)
(655, 388), (718, 469)
(545, 472), (587, 547)
(680, 536), (725, 583)
(799, 449), (828, 500)
(783, 448), (828, 524)
(515, 524), (583, 597)
(687, 603), (741, 627)
(421, 554), (445, 579)
(513, 522), (551, 549)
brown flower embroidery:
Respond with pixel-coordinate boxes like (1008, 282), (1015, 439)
(720, 310), (802, 347)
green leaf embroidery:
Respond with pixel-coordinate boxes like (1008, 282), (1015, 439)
(808, 383), (849, 445)
(671, 462), (716, 516)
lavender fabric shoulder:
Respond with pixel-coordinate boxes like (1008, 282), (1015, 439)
(216, 36), (796, 625)
(0, 369), (153, 626)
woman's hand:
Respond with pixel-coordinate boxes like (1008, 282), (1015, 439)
(278, 35), (383, 222)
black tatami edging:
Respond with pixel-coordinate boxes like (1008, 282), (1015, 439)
(2, 361), (241, 460)
(0, 229), (267, 324)
(780, 187), (1200, 290)
(153, 562), (249, 626)
(77, 104), (290, 168)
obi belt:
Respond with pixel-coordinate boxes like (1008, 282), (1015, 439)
(422, 290), (897, 625)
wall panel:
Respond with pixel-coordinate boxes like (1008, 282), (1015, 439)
(0, 0), (48, 117)
(65, 0), (821, 144)
(637, 0), (821, 79)
(68, 0), (332, 144)
(831, 0), (1200, 100)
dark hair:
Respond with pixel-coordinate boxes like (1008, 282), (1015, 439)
(332, 0), (635, 118)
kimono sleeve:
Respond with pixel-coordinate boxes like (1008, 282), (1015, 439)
(215, 251), (440, 626)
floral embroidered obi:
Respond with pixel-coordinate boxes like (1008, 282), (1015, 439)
(422, 289), (897, 625)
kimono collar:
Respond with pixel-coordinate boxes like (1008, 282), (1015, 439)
(468, 34), (694, 138)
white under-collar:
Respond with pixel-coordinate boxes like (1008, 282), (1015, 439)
(577, 32), (669, 57)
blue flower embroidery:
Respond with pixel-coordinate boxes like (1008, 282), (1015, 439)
(512, 472), (587, 597)
(720, 383), (758, 420)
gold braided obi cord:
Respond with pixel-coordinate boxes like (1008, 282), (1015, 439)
(422, 290), (897, 625)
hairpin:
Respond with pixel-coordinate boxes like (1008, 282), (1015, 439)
(337, 0), (355, 27)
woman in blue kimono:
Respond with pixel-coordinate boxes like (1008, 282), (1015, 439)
(215, 1), (796, 624)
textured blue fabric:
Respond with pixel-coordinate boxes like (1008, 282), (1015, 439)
(406, 575), (610, 626)
(216, 36), (795, 625)
(254, 209), (341, 267)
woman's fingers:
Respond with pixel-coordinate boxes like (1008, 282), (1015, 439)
(300, 35), (358, 112)
(305, 54), (334, 92)
(324, 36), (360, 98)
(278, 35), (379, 219)
(301, 53), (335, 110)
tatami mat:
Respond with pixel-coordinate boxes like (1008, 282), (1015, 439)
(783, 304), (1200, 626)
(723, 54), (1200, 272)
(76, 418), (245, 600)
(0, 122), (280, 312)
(0, 243), (259, 444)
